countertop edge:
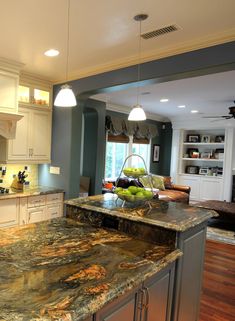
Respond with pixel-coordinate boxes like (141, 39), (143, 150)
(65, 198), (215, 232)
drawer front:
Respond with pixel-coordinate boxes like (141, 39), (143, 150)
(46, 193), (63, 205)
(28, 207), (46, 224)
(28, 195), (46, 208)
(47, 204), (63, 219)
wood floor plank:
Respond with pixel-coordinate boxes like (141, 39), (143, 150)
(199, 240), (235, 321)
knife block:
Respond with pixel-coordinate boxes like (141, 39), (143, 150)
(11, 177), (23, 191)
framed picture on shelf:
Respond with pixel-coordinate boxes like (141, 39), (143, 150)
(187, 135), (200, 143)
(199, 167), (209, 175)
(152, 144), (160, 163)
(187, 148), (199, 158)
(185, 165), (199, 174)
(215, 135), (225, 143)
(200, 152), (211, 159)
(201, 135), (210, 143)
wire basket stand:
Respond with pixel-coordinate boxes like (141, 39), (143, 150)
(115, 153), (154, 209)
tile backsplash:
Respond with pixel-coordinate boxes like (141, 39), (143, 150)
(0, 164), (38, 187)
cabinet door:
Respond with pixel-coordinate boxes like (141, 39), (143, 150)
(178, 175), (200, 200)
(7, 108), (31, 160)
(0, 70), (18, 113)
(200, 177), (223, 201)
(27, 206), (46, 224)
(0, 198), (19, 228)
(95, 288), (138, 321)
(47, 204), (63, 220)
(143, 264), (175, 321)
(30, 110), (51, 161)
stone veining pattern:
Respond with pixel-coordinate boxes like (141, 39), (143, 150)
(65, 194), (216, 232)
(0, 218), (180, 321)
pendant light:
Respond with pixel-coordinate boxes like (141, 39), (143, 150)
(128, 14), (148, 121)
(54, 0), (77, 107)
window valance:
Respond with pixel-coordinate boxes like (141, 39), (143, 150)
(105, 115), (158, 140)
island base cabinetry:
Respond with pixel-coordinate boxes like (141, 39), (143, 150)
(173, 223), (207, 321)
(95, 263), (175, 321)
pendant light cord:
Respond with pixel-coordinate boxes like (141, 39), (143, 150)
(137, 19), (142, 105)
(65, 0), (71, 82)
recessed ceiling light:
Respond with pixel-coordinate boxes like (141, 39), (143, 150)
(160, 98), (169, 102)
(178, 105), (186, 108)
(44, 49), (60, 57)
(191, 110), (198, 113)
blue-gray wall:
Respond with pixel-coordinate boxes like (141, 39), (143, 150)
(39, 41), (235, 198)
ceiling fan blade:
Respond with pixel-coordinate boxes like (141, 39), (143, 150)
(202, 115), (228, 118)
(209, 116), (233, 122)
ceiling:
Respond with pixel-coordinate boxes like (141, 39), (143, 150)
(93, 70), (235, 121)
(0, 0), (235, 83)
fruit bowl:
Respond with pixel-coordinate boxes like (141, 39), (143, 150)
(123, 167), (147, 178)
(114, 186), (154, 203)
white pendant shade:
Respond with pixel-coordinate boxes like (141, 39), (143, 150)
(54, 84), (77, 107)
(128, 105), (146, 121)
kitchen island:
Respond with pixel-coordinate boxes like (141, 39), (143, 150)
(0, 218), (180, 321)
(65, 194), (217, 321)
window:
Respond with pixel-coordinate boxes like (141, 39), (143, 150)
(105, 136), (150, 180)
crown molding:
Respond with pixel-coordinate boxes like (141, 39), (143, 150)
(106, 102), (169, 122)
(53, 29), (235, 84)
(20, 71), (52, 89)
(0, 57), (24, 74)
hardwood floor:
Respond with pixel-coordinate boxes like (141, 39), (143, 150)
(199, 240), (235, 321)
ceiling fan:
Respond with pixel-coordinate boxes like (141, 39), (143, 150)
(203, 103), (235, 120)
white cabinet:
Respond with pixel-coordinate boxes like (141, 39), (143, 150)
(200, 176), (222, 201)
(0, 69), (19, 113)
(178, 175), (201, 200)
(24, 193), (63, 224)
(176, 129), (226, 201)
(179, 174), (223, 201)
(0, 193), (64, 228)
(0, 198), (19, 228)
(28, 206), (47, 224)
(0, 106), (52, 163)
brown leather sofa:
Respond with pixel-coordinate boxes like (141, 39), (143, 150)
(158, 181), (191, 204)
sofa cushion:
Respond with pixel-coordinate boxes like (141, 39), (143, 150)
(163, 176), (173, 188)
(140, 175), (165, 190)
(158, 189), (189, 203)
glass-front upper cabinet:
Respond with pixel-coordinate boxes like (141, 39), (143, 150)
(18, 79), (51, 108)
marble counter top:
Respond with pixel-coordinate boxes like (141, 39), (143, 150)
(0, 218), (181, 321)
(0, 186), (64, 200)
(65, 194), (217, 232)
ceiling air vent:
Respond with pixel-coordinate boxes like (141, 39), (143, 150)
(141, 24), (180, 40)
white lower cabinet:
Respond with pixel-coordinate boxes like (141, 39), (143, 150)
(0, 193), (64, 228)
(24, 193), (63, 224)
(28, 206), (47, 224)
(178, 174), (223, 201)
(0, 198), (19, 228)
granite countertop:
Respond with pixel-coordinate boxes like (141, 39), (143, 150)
(65, 194), (217, 232)
(0, 186), (64, 200)
(0, 218), (181, 321)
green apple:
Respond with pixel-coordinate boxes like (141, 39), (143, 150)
(126, 195), (135, 202)
(139, 168), (146, 174)
(114, 187), (123, 194)
(143, 190), (153, 199)
(136, 187), (144, 193)
(128, 186), (138, 194)
(136, 191), (145, 197)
